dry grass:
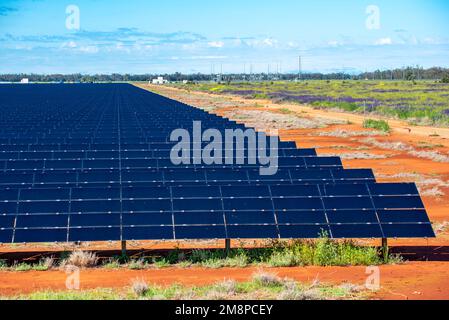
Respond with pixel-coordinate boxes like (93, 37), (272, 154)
(378, 172), (447, 197)
(434, 221), (449, 234)
(63, 251), (98, 268)
(419, 187), (445, 197)
(213, 279), (238, 295)
(317, 129), (387, 138)
(321, 152), (388, 160)
(131, 278), (149, 297)
(224, 110), (345, 130)
(251, 271), (283, 286)
(362, 138), (449, 163)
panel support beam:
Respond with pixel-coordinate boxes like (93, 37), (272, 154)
(381, 238), (388, 262)
(121, 240), (127, 257)
(225, 238), (231, 255)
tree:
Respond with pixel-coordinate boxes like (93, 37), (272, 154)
(441, 74), (449, 84)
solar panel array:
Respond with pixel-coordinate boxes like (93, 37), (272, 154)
(0, 84), (435, 243)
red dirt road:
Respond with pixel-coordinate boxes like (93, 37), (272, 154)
(0, 262), (448, 300)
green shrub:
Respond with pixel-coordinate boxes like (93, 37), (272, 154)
(14, 263), (32, 272)
(128, 259), (149, 270)
(0, 260), (8, 269)
(363, 119), (391, 132)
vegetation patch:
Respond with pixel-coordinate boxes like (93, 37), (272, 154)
(363, 119), (391, 132)
(3, 272), (367, 300)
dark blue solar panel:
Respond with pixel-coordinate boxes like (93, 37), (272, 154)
(279, 225), (330, 238)
(223, 198), (272, 211)
(381, 224), (435, 238)
(225, 211), (276, 225)
(373, 196), (424, 209)
(71, 200), (121, 213)
(330, 224), (384, 239)
(69, 227), (120, 242)
(377, 210), (431, 223)
(174, 212), (224, 225)
(123, 213), (173, 226)
(18, 201), (70, 214)
(221, 186), (270, 198)
(70, 214), (120, 227)
(123, 226), (174, 240)
(15, 229), (67, 243)
(276, 211), (327, 224)
(0, 229), (13, 243)
(72, 187), (121, 200)
(0, 216), (15, 229)
(173, 199), (222, 212)
(16, 215), (68, 228)
(227, 225), (278, 239)
(123, 199), (171, 213)
(122, 187), (170, 199)
(326, 210), (379, 224)
(175, 225), (226, 239)
(368, 183), (419, 196)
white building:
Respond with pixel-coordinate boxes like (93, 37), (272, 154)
(20, 78), (29, 84)
(151, 77), (168, 85)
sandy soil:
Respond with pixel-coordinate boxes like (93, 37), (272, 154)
(1, 262), (448, 300)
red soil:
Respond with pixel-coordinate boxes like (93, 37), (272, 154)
(1, 262), (448, 300)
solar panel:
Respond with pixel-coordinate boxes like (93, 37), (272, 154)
(0, 83), (435, 243)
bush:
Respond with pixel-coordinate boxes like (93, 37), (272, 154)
(251, 271), (283, 287)
(128, 259), (149, 270)
(0, 260), (8, 269)
(14, 263), (32, 272)
(363, 119), (391, 132)
(267, 251), (298, 267)
(33, 257), (55, 271)
(441, 75), (449, 83)
(64, 251), (98, 268)
(131, 278), (149, 297)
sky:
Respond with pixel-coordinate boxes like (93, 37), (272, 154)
(0, 0), (448, 74)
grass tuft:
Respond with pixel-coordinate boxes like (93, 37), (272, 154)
(131, 278), (149, 297)
(363, 119), (391, 132)
(251, 271), (283, 287)
(63, 251), (98, 268)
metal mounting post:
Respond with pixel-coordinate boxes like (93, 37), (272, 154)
(381, 238), (388, 262)
(121, 240), (127, 257)
(225, 239), (231, 255)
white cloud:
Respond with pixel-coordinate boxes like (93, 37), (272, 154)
(208, 41), (224, 48)
(374, 37), (393, 46)
(62, 41), (77, 48)
(79, 45), (99, 54)
(327, 40), (342, 47)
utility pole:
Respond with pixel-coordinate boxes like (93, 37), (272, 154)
(298, 56), (302, 80)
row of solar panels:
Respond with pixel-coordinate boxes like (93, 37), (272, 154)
(0, 168), (375, 187)
(0, 157), (342, 171)
(0, 148), (317, 160)
(1, 220), (434, 244)
(0, 141), (296, 152)
(0, 182), (420, 200)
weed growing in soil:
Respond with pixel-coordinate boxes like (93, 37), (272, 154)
(363, 119), (391, 132)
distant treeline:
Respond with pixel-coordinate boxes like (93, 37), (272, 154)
(1, 67), (448, 83)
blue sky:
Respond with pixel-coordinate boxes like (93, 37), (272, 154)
(0, 0), (448, 74)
